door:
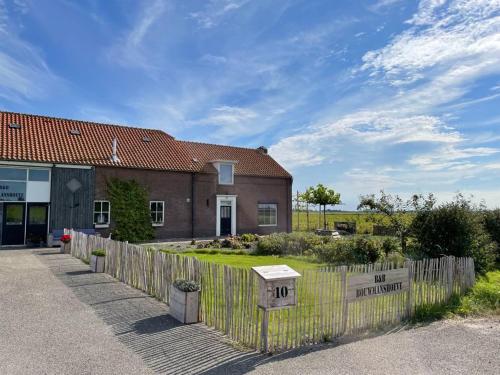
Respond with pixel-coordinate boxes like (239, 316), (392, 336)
(220, 205), (232, 236)
(26, 203), (49, 245)
(2, 203), (26, 245)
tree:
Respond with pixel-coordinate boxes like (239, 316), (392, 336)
(358, 191), (435, 252)
(304, 184), (341, 230)
(300, 188), (315, 230)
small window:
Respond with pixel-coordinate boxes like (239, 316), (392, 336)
(219, 163), (234, 185)
(0, 167), (27, 181)
(28, 169), (50, 182)
(94, 200), (110, 227)
(258, 203), (277, 226)
(150, 201), (164, 226)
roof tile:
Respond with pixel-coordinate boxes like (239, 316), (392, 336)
(0, 111), (291, 178)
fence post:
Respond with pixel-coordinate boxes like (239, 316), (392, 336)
(406, 261), (414, 319)
(260, 307), (270, 353)
(340, 266), (348, 335)
(447, 256), (455, 299)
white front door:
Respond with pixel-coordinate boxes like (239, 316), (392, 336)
(216, 195), (236, 236)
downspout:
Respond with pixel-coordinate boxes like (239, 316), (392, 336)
(288, 177), (293, 233)
(191, 172), (195, 239)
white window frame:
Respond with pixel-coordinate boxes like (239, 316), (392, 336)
(93, 200), (110, 228)
(258, 203), (278, 227)
(218, 163), (234, 185)
(150, 201), (165, 227)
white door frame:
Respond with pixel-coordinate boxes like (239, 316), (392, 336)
(216, 195), (237, 236)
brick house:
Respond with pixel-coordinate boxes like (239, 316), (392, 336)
(0, 111), (292, 246)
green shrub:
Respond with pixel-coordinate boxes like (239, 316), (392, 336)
(483, 209), (500, 264)
(241, 233), (257, 243)
(381, 237), (401, 255)
(107, 178), (154, 243)
(411, 196), (496, 273)
(312, 237), (385, 265)
(91, 248), (106, 257)
(173, 279), (200, 292)
(256, 232), (324, 256)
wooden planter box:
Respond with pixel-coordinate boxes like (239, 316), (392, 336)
(90, 255), (105, 273)
(60, 242), (70, 254)
(169, 285), (200, 324)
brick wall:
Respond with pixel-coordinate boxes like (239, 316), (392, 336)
(95, 166), (292, 240)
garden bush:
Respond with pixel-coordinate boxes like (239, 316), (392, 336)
(411, 196), (496, 273)
(255, 232), (324, 256)
(381, 237), (401, 255)
(312, 237), (386, 264)
(240, 233), (258, 243)
(483, 209), (500, 265)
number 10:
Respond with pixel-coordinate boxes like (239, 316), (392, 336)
(275, 286), (289, 298)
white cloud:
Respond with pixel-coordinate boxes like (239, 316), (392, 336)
(362, 0), (500, 87)
(369, 0), (404, 13)
(271, 0), (500, 205)
(270, 112), (460, 169)
(190, 0), (250, 29)
(408, 145), (500, 171)
(107, 0), (168, 70)
(0, 3), (62, 103)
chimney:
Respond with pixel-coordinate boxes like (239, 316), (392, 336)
(111, 137), (120, 163)
(257, 146), (268, 154)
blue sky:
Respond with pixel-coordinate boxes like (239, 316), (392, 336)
(1, 0), (500, 209)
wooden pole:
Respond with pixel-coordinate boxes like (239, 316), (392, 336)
(296, 190), (300, 231)
(340, 266), (348, 335)
(406, 261), (414, 319)
(306, 202), (309, 231)
(260, 307), (270, 353)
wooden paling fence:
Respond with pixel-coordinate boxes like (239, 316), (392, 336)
(67, 230), (475, 353)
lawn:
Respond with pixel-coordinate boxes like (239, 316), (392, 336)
(163, 249), (323, 270)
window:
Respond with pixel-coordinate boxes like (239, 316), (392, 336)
(0, 167), (26, 181)
(150, 201), (164, 226)
(258, 203), (277, 226)
(94, 201), (110, 227)
(28, 169), (50, 182)
(218, 163), (234, 185)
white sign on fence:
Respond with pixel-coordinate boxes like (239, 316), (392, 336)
(347, 268), (409, 301)
(252, 265), (301, 309)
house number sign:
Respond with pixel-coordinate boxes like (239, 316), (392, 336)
(252, 265), (301, 310)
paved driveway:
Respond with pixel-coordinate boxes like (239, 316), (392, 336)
(0, 249), (498, 375)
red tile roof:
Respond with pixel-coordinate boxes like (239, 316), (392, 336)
(181, 141), (291, 178)
(0, 111), (291, 178)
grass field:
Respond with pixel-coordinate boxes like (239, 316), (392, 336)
(293, 210), (389, 233)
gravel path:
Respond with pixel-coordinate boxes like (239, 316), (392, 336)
(0, 249), (152, 375)
(0, 249), (498, 375)
(237, 317), (500, 375)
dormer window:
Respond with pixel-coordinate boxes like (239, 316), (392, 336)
(219, 163), (234, 185)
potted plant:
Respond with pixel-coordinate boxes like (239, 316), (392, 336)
(169, 279), (201, 324)
(90, 249), (106, 273)
(60, 234), (71, 254)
